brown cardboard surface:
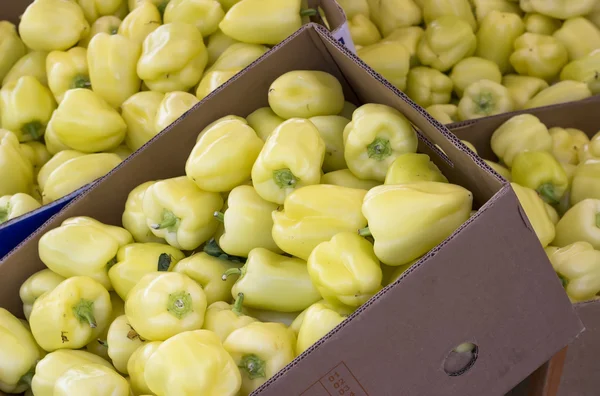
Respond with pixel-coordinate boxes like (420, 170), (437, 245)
(0, 24), (583, 396)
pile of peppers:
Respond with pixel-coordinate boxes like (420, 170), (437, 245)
(0, 69), (476, 395)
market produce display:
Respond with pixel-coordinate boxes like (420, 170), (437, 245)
(0, 69), (475, 395)
(462, 114), (600, 302)
(340, 0), (600, 124)
(0, 0), (322, 224)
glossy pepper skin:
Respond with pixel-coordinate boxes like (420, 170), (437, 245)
(475, 11), (525, 74)
(361, 182), (473, 266)
(87, 33), (141, 108)
(546, 241), (600, 302)
(52, 363), (130, 396)
(77, 0), (125, 23)
(554, 17), (600, 61)
(21, 141), (51, 177)
(203, 293), (258, 342)
(137, 22), (208, 92)
(554, 199), (600, 250)
(384, 153), (448, 185)
(561, 50), (600, 94)
(0, 22), (26, 83)
(246, 107), (284, 142)
(425, 104), (458, 124)
(225, 248), (321, 312)
(357, 41), (411, 91)
(251, 118), (325, 205)
(206, 42), (268, 74)
(19, 269), (66, 321)
(122, 91), (164, 151)
(19, 0), (90, 52)
(524, 13), (561, 35)
(0, 308), (43, 394)
(309, 116), (350, 173)
(106, 315), (146, 374)
(223, 322), (296, 396)
(144, 330), (241, 396)
(196, 69), (240, 99)
(154, 91), (199, 133)
(122, 181), (164, 243)
(571, 160), (600, 204)
(450, 57), (502, 98)
(86, 292), (124, 360)
(512, 183), (556, 247)
(321, 169), (380, 190)
(417, 16), (476, 72)
(272, 184), (368, 261)
(344, 104), (418, 182)
(502, 74), (549, 110)
(186, 117), (263, 192)
(36, 150), (82, 191)
(206, 28), (240, 67)
(267, 70), (345, 119)
(46, 47), (91, 104)
(510, 33), (568, 81)
(164, 0), (224, 37)
(295, 302), (345, 355)
(406, 66), (453, 108)
(109, 242), (185, 300)
(524, 80), (592, 109)
(490, 114), (552, 167)
(549, 127), (590, 165)
(0, 193), (41, 224)
(127, 341), (162, 396)
(3, 50), (49, 87)
(215, 185), (282, 256)
(367, 0), (422, 37)
(530, 0), (595, 20)
(119, 1), (161, 45)
(349, 14), (381, 46)
(0, 76), (56, 142)
(29, 276), (112, 352)
(457, 80), (514, 121)
(579, 132), (600, 162)
(511, 151), (569, 205)
(47, 88), (127, 153)
(78, 15), (123, 48)
(381, 26), (424, 68)
(308, 232), (382, 308)
(143, 176), (223, 250)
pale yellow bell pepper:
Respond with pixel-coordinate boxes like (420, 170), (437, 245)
(406, 66), (453, 108)
(206, 29), (240, 67)
(560, 49), (600, 94)
(422, 0), (477, 30)
(77, 0), (126, 23)
(46, 47), (91, 104)
(19, 269), (66, 321)
(106, 315), (146, 374)
(196, 69), (240, 100)
(349, 14), (381, 46)
(309, 115), (350, 172)
(502, 74), (549, 110)
(203, 293), (258, 342)
(0, 130), (35, 196)
(524, 13), (561, 35)
(246, 107), (285, 141)
(119, 1), (161, 45)
(78, 15), (123, 48)
(127, 341), (162, 396)
(0, 193), (41, 224)
(549, 127), (590, 165)
(457, 79), (514, 120)
(529, 0), (596, 21)
(490, 114), (552, 167)
(512, 183), (556, 247)
(553, 17), (600, 61)
(472, 0), (522, 23)
(295, 301), (346, 355)
(154, 91), (199, 133)
(450, 57), (502, 98)
(425, 104), (458, 124)
(358, 41), (412, 90)
(122, 91), (165, 151)
(524, 80), (592, 109)
(53, 363), (130, 396)
(321, 169), (380, 190)
(85, 292), (124, 360)
(121, 180), (165, 243)
(0, 22), (27, 83)
(571, 160), (600, 205)
(476, 10), (525, 74)
(3, 51), (48, 87)
(546, 241), (600, 302)
(164, 0), (225, 37)
(367, 0), (423, 37)
(385, 153), (448, 185)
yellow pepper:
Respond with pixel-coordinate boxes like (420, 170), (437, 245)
(554, 198), (600, 249)
(186, 117), (263, 192)
(223, 322), (296, 396)
(122, 180), (165, 243)
(461, 140), (478, 154)
(0, 76), (56, 142)
(154, 91), (200, 133)
(39, 216), (132, 288)
(45, 47), (91, 104)
(0, 22), (27, 83)
(0, 130), (33, 197)
(196, 69), (240, 100)
(272, 184), (368, 261)
(224, 248), (321, 312)
(472, 0), (522, 22)
(349, 14), (381, 47)
(142, 176), (223, 250)
(0, 308), (43, 394)
(553, 17), (600, 61)
(560, 50), (600, 95)
(357, 41), (410, 91)
(267, 70), (345, 119)
(529, 0), (595, 21)
(511, 151), (569, 204)
(450, 57), (502, 98)
(0, 193), (41, 224)
(144, 330), (241, 395)
(164, 0), (225, 37)
(121, 91), (164, 151)
(367, 0), (422, 37)
(546, 241), (600, 302)
(206, 42), (268, 75)
(457, 80), (514, 120)
(203, 293), (258, 342)
(361, 182), (473, 266)
(78, 15), (123, 48)
(579, 132), (600, 162)
(29, 276), (112, 351)
(106, 315), (146, 374)
(172, 249), (242, 305)
(422, 0), (477, 31)
(417, 16), (476, 72)
(206, 29), (240, 67)
(119, 1), (161, 45)
(475, 11), (525, 74)
(344, 104), (418, 182)
(77, 0), (126, 23)
(321, 169), (380, 190)
(510, 33), (568, 81)
(21, 141), (51, 177)
(337, 0), (370, 18)
(244, 308), (300, 327)
(295, 302), (346, 355)
(125, 272), (207, 341)
(526, 80), (592, 110)
(251, 118), (325, 204)
(381, 27), (423, 68)
(36, 150), (82, 191)
(53, 363), (130, 396)
(137, 22), (208, 92)
(490, 114), (552, 167)
(308, 232), (382, 308)
(31, 350), (113, 396)
(512, 183), (556, 247)
(502, 74), (549, 110)
(128, 0), (171, 13)
(87, 33), (141, 109)
(485, 160), (512, 181)
(406, 66), (453, 108)
(19, 269), (66, 321)
(86, 292), (124, 360)
(425, 104), (458, 124)
(127, 341), (162, 396)
(214, 185), (282, 256)
(19, 0), (90, 51)
(40, 152), (122, 204)
(309, 115), (350, 172)
(384, 153), (448, 185)
(3, 51), (48, 87)
(571, 160), (600, 205)
(246, 107), (284, 141)
(549, 127), (590, 165)
(524, 13), (561, 35)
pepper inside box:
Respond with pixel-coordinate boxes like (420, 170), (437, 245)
(0, 24), (583, 396)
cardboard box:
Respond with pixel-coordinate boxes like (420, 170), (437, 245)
(0, 23), (583, 396)
(450, 96), (600, 396)
(0, 0), (350, 259)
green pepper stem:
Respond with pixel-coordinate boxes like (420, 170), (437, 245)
(19, 370), (34, 387)
(110, 26), (118, 35)
(72, 299), (97, 328)
(71, 74), (92, 89)
(300, 8), (318, 17)
(366, 137), (392, 160)
(232, 293), (244, 316)
(222, 267), (242, 281)
(97, 339), (108, 348)
(22, 121), (44, 141)
(151, 210), (178, 230)
(214, 211), (225, 223)
(475, 92), (494, 115)
(358, 227), (372, 237)
(157, 253), (172, 271)
(166, 291), (193, 319)
(537, 183), (559, 205)
(238, 354), (267, 380)
(596, 213), (600, 228)
(273, 168), (300, 189)
(558, 273), (568, 288)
